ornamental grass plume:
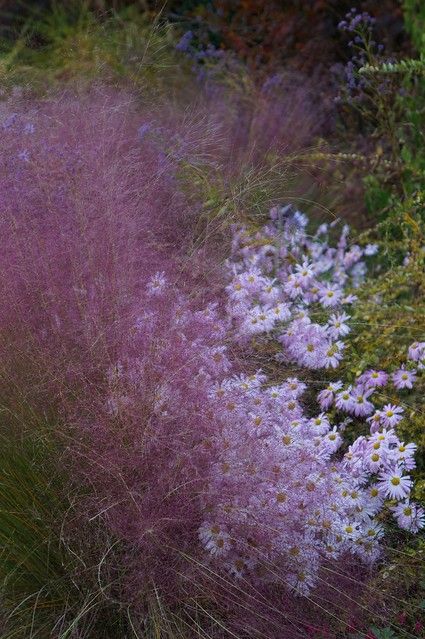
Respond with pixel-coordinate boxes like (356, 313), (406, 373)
(0, 88), (199, 404)
(0, 87), (229, 630)
(0, 86), (248, 633)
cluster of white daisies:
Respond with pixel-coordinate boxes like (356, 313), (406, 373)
(225, 205), (376, 368)
(195, 206), (423, 596)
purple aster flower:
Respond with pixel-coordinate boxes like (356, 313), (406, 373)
(391, 501), (425, 533)
(327, 312), (351, 338)
(378, 467), (412, 500)
(380, 404), (404, 428)
(358, 369), (388, 388)
(364, 243), (378, 256)
(396, 441), (417, 471)
(335, 387), (354, 412)
(349, 386), (375, 417)
(175, 30), (194, 53)
(367, 410), (383, 434)
(317, 381), (343, 410)
(392, 367), (417, 390)
(407, 341), (425, 367)
(319, 283), (343, 308)
(324, 340), (345, 368)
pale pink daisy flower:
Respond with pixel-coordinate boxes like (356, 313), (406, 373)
(392, 367), (417, 390)
(378, 467), (412, 500)
(391, 501), (425, 533)
(380, 404), (404, 428)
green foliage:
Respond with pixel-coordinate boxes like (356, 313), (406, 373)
(335, 0), (425, 503)
(0, 422), (136, 638)
(369, 628), (398, 639)
(0, 1), (181, 91)
(359, 56), (425, 76)
(403, 0), (425, 53)
(0, 427), (74, 636)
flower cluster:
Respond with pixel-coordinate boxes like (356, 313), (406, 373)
(335, 8), (386, 105)
(317, 341), (421, 434)
(195, 212), (423, 597)
(225, 205), (370, 369)
(315, 343), (424, 533)
(175, 29), (228, 82)
(200, 363), (423, 596)
(96, 267), (423, 600)
(407, 341), (425, 370)
(338, 9), (377, 34)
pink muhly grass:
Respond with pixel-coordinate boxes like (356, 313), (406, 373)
(0, 89), (208, 401)
(0, 87), (237, 622)
(155, 72), (329, 214)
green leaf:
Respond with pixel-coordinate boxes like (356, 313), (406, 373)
(369, 626), (398, 639)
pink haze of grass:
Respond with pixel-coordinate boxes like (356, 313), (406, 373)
(0, 87), (366, 636)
